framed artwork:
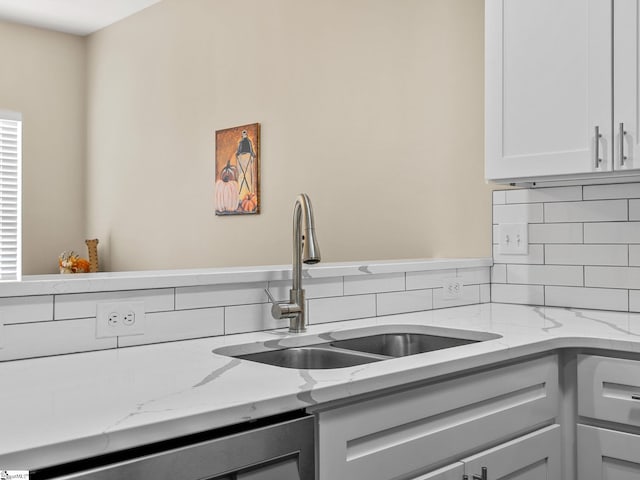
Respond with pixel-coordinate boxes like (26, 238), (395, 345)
(215, 123), (260, 215)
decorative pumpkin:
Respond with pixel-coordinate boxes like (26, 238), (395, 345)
(220, 160), (238, 183)
(216, 178), (240, 212)
(241, 192), (258, 212)
(58, 251), (91, 274)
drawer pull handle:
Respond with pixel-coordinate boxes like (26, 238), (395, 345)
(472, 467), (488, 480)
(595, 125), (603, 167)
(620, 122), (628, 166)
(632, 394), (640, 401)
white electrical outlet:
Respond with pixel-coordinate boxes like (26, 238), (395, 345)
(442, 278), (464, 300)
(96, 301), (146, 338)
(498, 223), (528, 255)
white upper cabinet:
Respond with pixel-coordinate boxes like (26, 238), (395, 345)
(615, 0), (640, 171)
(485, 0), (640, 183)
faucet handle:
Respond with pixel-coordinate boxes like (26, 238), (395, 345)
(264, 288), (301, 319)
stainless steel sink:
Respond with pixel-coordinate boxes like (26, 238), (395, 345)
(235, 347), (382, 369)
(330, 333), (478, 357)
(215, 324), (501, 369)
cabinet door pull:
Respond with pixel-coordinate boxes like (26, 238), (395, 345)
(620, 123), (628, 167)
(595, 126), (603, 168)
(472, 467), (488, 480)
(632, 394), (640, 400)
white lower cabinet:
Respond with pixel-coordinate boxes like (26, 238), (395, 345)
(314, 355), (559, 480)
(577, 425), (640, 480)
(408, 463), (464, 480)
(461, 424), (561, 480)
(577, 354), (640, 480)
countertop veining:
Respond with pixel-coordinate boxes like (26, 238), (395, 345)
(3, 302), (640, 470)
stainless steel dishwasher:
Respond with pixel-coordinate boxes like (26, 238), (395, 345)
(32, 412), (314, 480)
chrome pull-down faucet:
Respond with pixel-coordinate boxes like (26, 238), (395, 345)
(265, 193), (320, 333)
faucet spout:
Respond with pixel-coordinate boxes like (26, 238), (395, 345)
(265, 193), (321, 333)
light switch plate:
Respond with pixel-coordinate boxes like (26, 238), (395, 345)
(498, 223), (528, 255)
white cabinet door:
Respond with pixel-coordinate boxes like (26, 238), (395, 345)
(409, 463), (464, 480)
(614, 0), (640, 171)
(578, 425), (640, 480)
(462, 425), (561, 480)
(485, 0), (612, 181)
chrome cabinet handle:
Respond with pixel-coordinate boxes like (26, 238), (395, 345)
(472, 467), (488, 480)
(595, 126), (603, 168)
(632, 394), (640, 400)
(620, 123), (628, 167)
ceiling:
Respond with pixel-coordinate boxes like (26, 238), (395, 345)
(0, 0), (162, 36)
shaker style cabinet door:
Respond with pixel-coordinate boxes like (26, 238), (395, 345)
(485, 0), (612, 181)
(614, 0), (640, 172)
(408, 463), (464, 480)
(462, 425), (562, 480)
(578, 425), (640, 480)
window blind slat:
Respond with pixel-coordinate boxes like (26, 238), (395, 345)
(0, 111), (21, 281)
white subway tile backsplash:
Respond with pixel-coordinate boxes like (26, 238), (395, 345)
(505, 186), (582, 204)
(545, 286), (628, 311)
(630, 246), (640, 266)
(343, 273), (405, 295)
(224, 303), (290, 334)
(267, 277), (343, 301)
(433, 285), (480, 309)
(480, 284), (491, 303)
(308, 295), (376, 324)
(584, 222), (640, 244)
(377, 289), (433, 316)
(493, 204), (544, 224)
(0, 296), (53, 324)
(493, 245), (544, 265)
(584, 183), (640, 200)
(545, 245), (628, 266)
(630, 200), (640, 221)
(55, 289), (174, 320)
(529, 223), (583, 244)
(457, 267), (490, 285)
(406, 269), (456, 290)
(0, 318), (117, 361)
(507, 265), (583, 286)
(491, 264), (507, 283)
(493, 190), (507, 205)
(176, 283), (266, 310)
(584, 266), (640, 289)
(628, 290), (640, 312)
(119, 308), (224, 347)
(544, 200), (628, 223)
(491, 284), (544, 305)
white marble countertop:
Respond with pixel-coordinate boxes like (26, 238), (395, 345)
(2, 302), (640, 470)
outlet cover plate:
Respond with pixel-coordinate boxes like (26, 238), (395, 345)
(96, 301), (145, 338)
(442, 278), (464, 300)
(498, 223), (528, 255)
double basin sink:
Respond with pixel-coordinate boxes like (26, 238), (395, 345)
(214, 325), (501, 369)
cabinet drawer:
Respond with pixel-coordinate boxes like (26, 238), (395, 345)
(316, 355), (559, 480)
(578, 354), (640, 427)
(578, 425), (640, 480)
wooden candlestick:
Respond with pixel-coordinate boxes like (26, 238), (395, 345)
(85, 239), (99, 273)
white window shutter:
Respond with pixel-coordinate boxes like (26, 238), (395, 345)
(0, 110), (21, 281)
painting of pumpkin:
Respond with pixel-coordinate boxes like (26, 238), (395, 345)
(215, 124), (260, 215)
(241, 193), (257, 212)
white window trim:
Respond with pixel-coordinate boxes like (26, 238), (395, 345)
(0, 109), (22, 281)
